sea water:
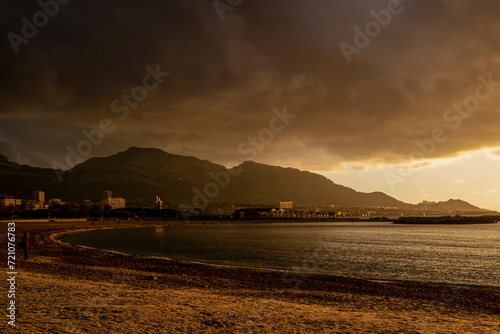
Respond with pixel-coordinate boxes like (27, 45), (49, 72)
(60, 222), (500, 287)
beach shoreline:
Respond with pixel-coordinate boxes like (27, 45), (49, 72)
(3, 219), (500, 333)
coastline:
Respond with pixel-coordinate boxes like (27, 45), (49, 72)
(4, 219), (500, 333)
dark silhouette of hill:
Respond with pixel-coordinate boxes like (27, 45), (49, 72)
(414, 199), (484, 212)
(60, 148), (410, 207)
(0, 154), (63, 199)
(221, 161), (411, 207)
(62, 147), (227, 201)
(0, 148), (491, 211)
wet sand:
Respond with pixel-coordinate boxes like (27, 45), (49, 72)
(3, 220), (499, 333)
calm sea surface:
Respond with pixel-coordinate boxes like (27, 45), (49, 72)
(60, 222), (500, 287)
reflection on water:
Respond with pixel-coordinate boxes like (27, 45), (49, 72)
(154, 226), (164, 236)
(61, 222), (500, 287)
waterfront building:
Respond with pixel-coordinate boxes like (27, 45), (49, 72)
(280, 201), (293, 209)
(0, 195), (22, 207)
(102, 196), (126, 209)
(32, 191), (45, 202)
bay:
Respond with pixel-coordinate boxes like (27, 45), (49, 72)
(60, 222), (500, 287)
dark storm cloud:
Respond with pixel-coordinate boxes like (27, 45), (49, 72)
(1, 0), (500, 170)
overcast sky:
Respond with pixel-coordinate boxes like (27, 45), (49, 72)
(2, 0), (500, 209)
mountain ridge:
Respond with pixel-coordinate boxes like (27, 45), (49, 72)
(0, 147), (492, 211)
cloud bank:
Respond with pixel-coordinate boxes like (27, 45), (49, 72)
(2, 0), (500, 170)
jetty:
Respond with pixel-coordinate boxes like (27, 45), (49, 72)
(393, 215), (498, 224)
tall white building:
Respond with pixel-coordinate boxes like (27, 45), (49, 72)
(155, 196), (163, 209)
(32, 191), (45, 202)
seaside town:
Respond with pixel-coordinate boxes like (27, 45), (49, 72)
(0, 190), (382, 220)
(0, 189), (493, 221)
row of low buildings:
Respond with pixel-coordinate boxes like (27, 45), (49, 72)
(0, 197), (22, 207)
(1, 191), (51, 210)
(0, 190), (126, 211)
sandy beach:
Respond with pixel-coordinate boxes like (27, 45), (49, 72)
(2, 220), (499, 333)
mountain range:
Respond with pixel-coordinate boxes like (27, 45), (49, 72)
(0, 147), (492, 212)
